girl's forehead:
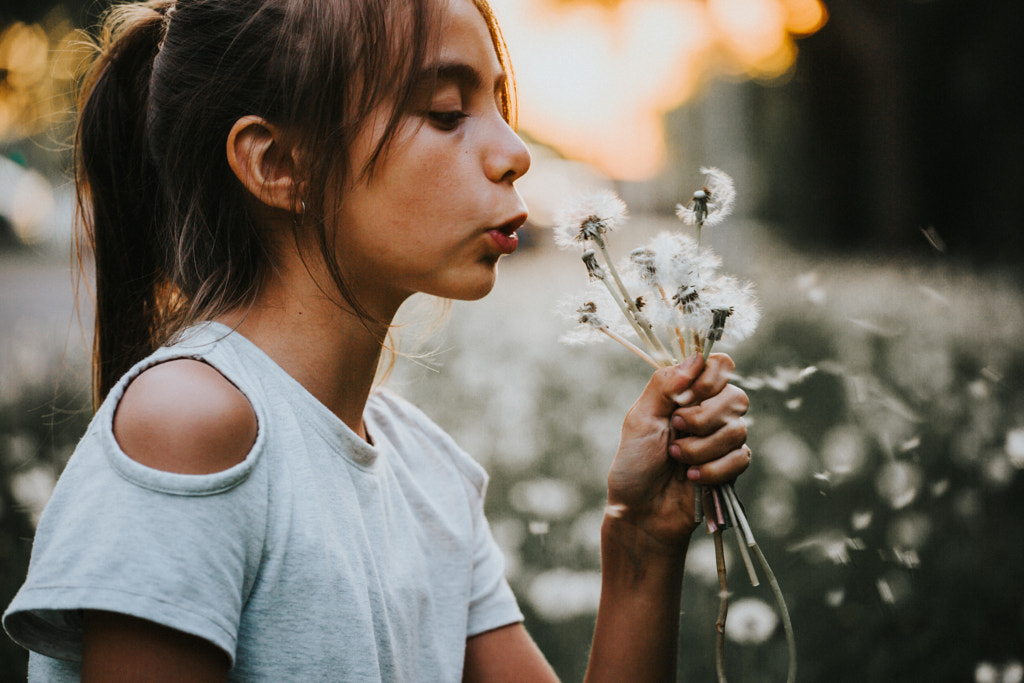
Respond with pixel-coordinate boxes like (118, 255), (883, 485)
(434, 0), (505, 71)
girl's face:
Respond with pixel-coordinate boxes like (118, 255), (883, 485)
(330, 0), (531, 315)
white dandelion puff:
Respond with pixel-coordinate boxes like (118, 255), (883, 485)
(553, 189), (628, 250)
(675, 167), (736, 228)
(724, 598), (779, 645)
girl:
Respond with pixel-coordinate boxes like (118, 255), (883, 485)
(3, 0), (751, 680)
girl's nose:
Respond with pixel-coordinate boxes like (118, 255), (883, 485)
(484, 118), (532, 184)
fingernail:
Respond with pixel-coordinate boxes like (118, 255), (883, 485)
(672, 415), (685, 430)
(680, 355), (699, 370)
(687, 467), (701, 481)
(673, 389), (694, 405)
(669, 444), (681, 459)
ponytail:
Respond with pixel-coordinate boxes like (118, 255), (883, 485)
(76, 0), (172, 404)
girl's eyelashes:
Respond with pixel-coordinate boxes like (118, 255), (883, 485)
(428, 110), (469, 131)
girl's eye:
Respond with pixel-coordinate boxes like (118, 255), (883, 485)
(429, 110), (469, 131)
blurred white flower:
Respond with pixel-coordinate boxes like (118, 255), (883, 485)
(822, 425), (870, 481)
(824, 588), (845, 608)
(886, 511), (932, 550)
(552, 189), (627, 250)
(724, 598), (778, 645)
(686, 536), (733, 586)
(977, 662), (1001, 683)
(789, 530), (863, 565)
(974, 660), (1023, 683)
(850, 510), (873, 531)
(761, 430), (816, 483)
(526, 568), (602, 621)
(875, 461), (923, 510)
(753, 480), (797, 538)
(509, 478), (582, 520)
(796, 271), (827, 305)
(10, 465), (56, 526)
(1006, 428), (1024, 468)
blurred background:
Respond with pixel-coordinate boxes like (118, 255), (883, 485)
(2, 0), (1023, 680)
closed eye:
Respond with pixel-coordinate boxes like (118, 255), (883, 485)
(429, 110), (469, 131)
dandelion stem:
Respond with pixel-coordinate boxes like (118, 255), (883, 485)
(693, 483), (703, 524)
(721, 485), (759, 587)
(714, 528), (729, 683)
(593, 236), (673, 360)
(703, 338), (716, 361)
(657, 284), (689, 362)
(752, 543), (797, 683)
(597, 326), (661, 370)
(595, 276), (665, 363)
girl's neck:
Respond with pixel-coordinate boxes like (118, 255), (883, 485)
(219, 268), (395, 443)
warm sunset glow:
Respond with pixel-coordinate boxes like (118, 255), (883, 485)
(490, 0), (827, 181)
(0, 10), (83, 142)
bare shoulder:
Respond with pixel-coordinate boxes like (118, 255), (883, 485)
(113, 359), (258, 474)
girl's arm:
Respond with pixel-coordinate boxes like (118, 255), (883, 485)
(586, 353), (749, 681)
(464, 355), (748, 681)
(80, 359), (256, 681)
(82, 611), (229, 682)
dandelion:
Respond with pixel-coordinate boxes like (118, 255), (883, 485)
(676, 166), (736, 248)
(553, 170), (793, 683)
(553, 189), (627, 250)
(725, 598), (779, 646)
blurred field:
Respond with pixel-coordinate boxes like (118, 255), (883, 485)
(3, 216), (1024, 679)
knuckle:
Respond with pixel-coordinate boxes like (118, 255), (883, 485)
(674, 438), (699, 463)
(732, 418), (748, 442)
(710, 352), (736, 373)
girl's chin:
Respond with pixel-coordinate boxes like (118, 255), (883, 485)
(429, 268), (498, 302)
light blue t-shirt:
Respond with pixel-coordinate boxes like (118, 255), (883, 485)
(3, 322), (522, 681)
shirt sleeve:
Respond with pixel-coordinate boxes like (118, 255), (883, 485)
(466, 504), (524, 637)
(2, 402), (267, 666)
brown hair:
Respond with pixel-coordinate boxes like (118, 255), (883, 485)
(75, 0), (516, 404)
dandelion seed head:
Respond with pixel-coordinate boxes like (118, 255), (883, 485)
(724, 598), (778, 646)
(701, 275), (760, 346)
(887, 511), (932, 550)
(527, 568), (602, 621)
(789, 531), (862, 565)
(977, 662), (1001, 683)
(875, 461), (923, 509)
(675, 167), (736, 228)
(1006, 428), (1024, 468)
(581, 250), (606, 280)
(553, 189), (627, 249)
(851, 510), (873, 530)
(825, 588), (845, 608)
(629, 248), (658, 286)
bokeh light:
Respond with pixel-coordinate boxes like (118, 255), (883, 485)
(492, 0), (826, 179)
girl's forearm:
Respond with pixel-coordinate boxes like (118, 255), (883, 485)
(584, 515), (689, 683)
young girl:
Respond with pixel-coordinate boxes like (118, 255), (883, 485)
(3, 0), (751, 680)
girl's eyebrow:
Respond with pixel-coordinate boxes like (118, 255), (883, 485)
(424, 61), (506, 95)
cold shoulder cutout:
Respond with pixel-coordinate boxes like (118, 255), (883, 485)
(113, 358), (258, 475)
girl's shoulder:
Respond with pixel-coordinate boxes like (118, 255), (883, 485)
(113, 357), (258, 475)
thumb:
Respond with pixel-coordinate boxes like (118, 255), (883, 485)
(631, 355), (705, 420)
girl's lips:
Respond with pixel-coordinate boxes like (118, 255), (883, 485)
(486, 227), (519, 254)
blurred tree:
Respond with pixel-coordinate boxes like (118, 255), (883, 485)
(750, 0), (1024, 264)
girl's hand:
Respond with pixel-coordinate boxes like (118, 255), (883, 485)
(606, 353), (750, 555)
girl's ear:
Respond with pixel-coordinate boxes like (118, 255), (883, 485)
(226, 115), (302, 213)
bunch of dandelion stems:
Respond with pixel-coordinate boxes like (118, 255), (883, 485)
(580, 229), (795, 683)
